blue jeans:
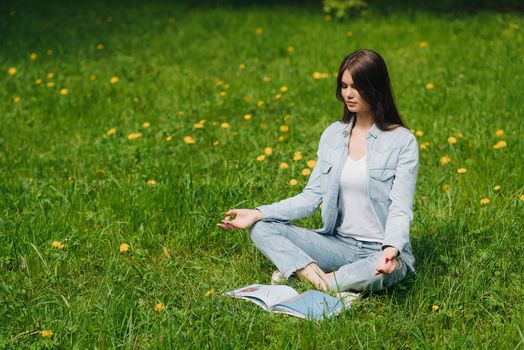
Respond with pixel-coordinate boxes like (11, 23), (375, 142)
(250, 220), (408, 292)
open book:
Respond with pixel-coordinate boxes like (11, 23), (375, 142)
(222, 284), (358, 321)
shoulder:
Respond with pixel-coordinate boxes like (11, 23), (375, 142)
(320, 120), (347, 139)
(380, 125), (416, 147)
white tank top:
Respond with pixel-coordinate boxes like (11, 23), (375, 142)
(337, 154), (383, 242)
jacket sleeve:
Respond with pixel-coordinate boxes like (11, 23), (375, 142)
(255, 129), (329, 222)
(382, 132), (419, 255)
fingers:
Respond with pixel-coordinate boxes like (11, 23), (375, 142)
(373, 257), (396, 276)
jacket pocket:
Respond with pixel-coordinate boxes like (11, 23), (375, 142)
(369, 168), (396, 202)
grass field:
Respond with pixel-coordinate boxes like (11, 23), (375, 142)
(1, 0), (523, 348)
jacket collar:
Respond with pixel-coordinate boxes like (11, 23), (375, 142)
(341, 117), (380, 139)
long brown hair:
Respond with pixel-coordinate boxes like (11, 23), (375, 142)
(335, 49), (407, 131)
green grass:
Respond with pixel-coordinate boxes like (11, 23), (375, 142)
(1, 0), (523, 348)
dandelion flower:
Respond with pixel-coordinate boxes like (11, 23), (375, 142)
(520, 194), (524, 202)
(455, 132), (463, 138)
(155, 303), (165, 312)
(289, 179), (298, 186)
(425, 82), (435, 90)
(147, 179), (157, 185)
(293, 151), (302, 161)
(127, 132), (142, 140)
(47, 82), (56, 88)
(106, 127), (117, 136)
(495, 129), (504, 137)
(7, 67), (17, 76)
(312, 72), (326, 80)
(95, 169), (106, 174)
(239, 63), (246, 69)
(213, 140), (220, 146)
(420, 142), (430, 150)
(184, 136), (196, 144)
(219, 91), (226, 97)
(301, 168), (311, 176)
(244, 114), (252, 121)
(274, 93), (282, 100)
(447, 136), (457, 144)
(110, 76), (119, 84)
(119, 243), (129, 253)
(457, 168), (467, 174)
(280, 125), (289, 132)
(165, 136), (172, 142)
(280, 85), (288, 92)
(441, 183), (450, 191)
(96, 43), (104, 50)
(279, 162), (289, 169)
(68, 176), (74, 181)
(52, 241), (65, 249)
(284, 115), (291, 123)
(278, 136), (286, 142)
(287, 46), (295, 53)
(431, 305), (439, 312)
(41, 330), (54, 337)
(59, 88), (69, 95)
(47, 72), (55, 79)
(257, 100), (265, 107)
(256, 155), (266, 161)
(415, 130), (424, 136)
(493, 185), (501, 191)
(493, 140), (507, 149)
(223, 83), (230, 89)
(346, 31), (353, 37)
(29, 52), (38, 60)
(418, 41), (429, 48)
(35, 79), (43, 85)
(178, 111), (185, 117)
(307, 160), (317, 168)
(13, 96), (21, 103)
(255, 27), (263, 34)
(440, 156), (450, 165)
(206, 289), (215, 296)
(162, 247), (170, 257)
(47, 49), (53, 56)
(90, 75), (97, 81)
(324, 15), (332, 21)
(480, 197), (490, 205)
(193, 123), (204, 129)
(142, 122), (150, 128)
(264, 147), (273, 156)
(221, 122), (230, 129)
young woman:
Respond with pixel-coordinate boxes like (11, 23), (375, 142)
(217, 49), (419, 294)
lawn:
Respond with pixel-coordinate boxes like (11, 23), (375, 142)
(1, 0), (523, 348)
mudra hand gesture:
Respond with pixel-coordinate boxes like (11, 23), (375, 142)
(217, 209), (262, 230)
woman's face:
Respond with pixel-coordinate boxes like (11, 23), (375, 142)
(341, 69), (371, 114)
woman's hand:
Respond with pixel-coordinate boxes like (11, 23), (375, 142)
(373, 246), (399, 276)
(217, 209), (262, 230)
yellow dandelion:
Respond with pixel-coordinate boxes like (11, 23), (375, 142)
(264, 147), (273, 156)
(441, 183), (450, 191)
(47, 72), (54, 79)
(110, 76), (119, 84)
(278, 136), (286, 142)
(68, 175), (74, 181)
(457, 167), (467, 174)
(155, 303), (165, 312)
(256, 155), (266, 161)
(289, 179), (298, 186)
(425, 82), (435, 90)
(194, 123), (204, 129)
(7, 67), (17, 76)
(255, 27), (263, 34)
(448, 136), (457, 144)
(119, 243), (129, 253)
(165, 135), (172, 142)
(90, 74), (97, 81)
(106, 127), (117, 136)
(284, 115), (291, 122)
(274, 93), (282, 100)
(147, 179), (157, 185)
(301, 168), (311, 176)
(495, 129), (504, 137)
(431, 305), (439, 312)
(52, 241), (65, 249)
(41, 330), (54, 337)
(13, 96), (21, 103)
(47, 49), (53, 56)
(415, 130), (424, 136)
(280, 85), (288, 92)
(493, 185), (501, 191)
(219, 91), (226, 97)
(206, 289), (215, 296)
(324, 15), (332, 21)
(162, 247), (170, 257)
(95, 169), (106, 174)
(35, 78), (43, 85)
(221, 122), (230, 129)
(239, 63), (246, 69)
(279, 162), (289, 169)
(287, 46), (295, 53)
(59, 88), (69, 96)
(346, 31), (353, 37)
(520, 194), (524, 201)
(440, 156), (450, 165)
(257, 100), (265, 107)
(312, 72), (323, 80)
(96, 43), (104, 50)
(178, 111), (185, 117)
(244, 114), (252, 121)
(213, 140), (220, 146)
(47, 81), (56, 88)
(293, 151), (302, 161)
(184, 136), (196, 144)
(480, 197), (490, 205)
(127, 132), (142, 140)
(420, 142), (430, 150)
(307, 160), (317, 168)
(493, 140), (507, 149)
(280, 125), (289, 132)
(29, 52), (38, 60)
(418, 41), (429, 48)
(223, 83), (230, 89)
(455, 132), (463, 138)
(142, 122), (151, 128)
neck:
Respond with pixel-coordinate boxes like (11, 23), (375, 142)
(353, 111), (375, 130)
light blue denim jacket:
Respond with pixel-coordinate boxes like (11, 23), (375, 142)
(256, 117), (420, 273)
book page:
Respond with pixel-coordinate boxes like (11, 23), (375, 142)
(271, 290), (346, 321)
(222, 284), (299, 310)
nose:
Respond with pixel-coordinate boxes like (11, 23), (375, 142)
(344, 87), (354, 100)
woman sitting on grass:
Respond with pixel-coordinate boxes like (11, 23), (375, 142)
(217, 49), (419, 294)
